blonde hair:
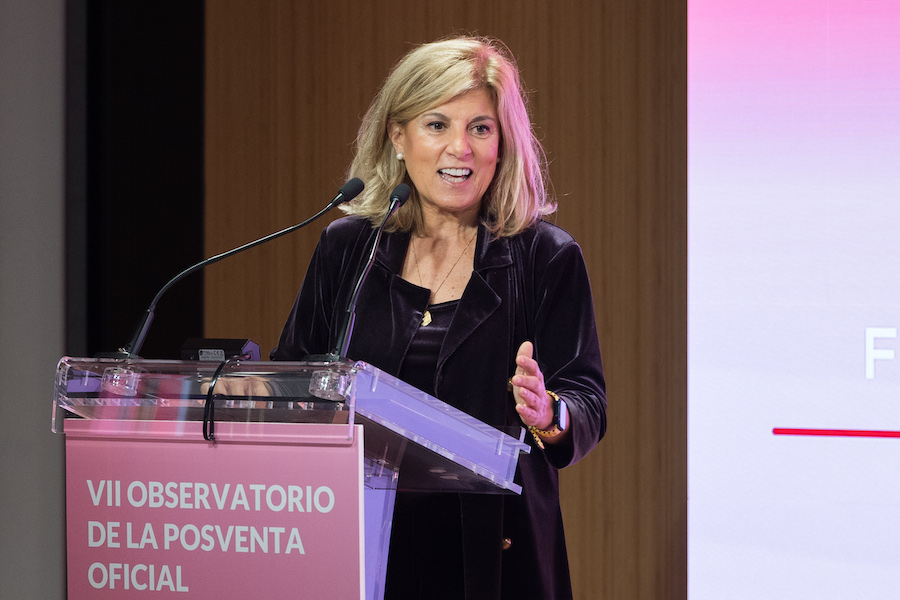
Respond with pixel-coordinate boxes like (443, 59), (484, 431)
(343, 36), (555, 237)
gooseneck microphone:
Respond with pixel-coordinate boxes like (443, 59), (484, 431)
(98, 178), (365, 359)
(326, 182), (410, 361)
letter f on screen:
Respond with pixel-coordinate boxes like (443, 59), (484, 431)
(866, 327), (897, 379)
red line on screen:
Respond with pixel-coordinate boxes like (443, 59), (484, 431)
(773, 428), (900, 439)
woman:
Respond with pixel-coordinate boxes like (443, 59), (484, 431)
(272, 36), (606, 600)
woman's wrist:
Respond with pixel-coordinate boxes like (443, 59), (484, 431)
(527, 390), (568, 449)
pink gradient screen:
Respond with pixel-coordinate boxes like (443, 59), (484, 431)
(689, 1), (900, 597)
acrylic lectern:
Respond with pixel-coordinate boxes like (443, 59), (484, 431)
(53, 357), (530, 600)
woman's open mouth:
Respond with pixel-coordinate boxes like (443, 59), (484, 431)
(438, 168), (473, 183)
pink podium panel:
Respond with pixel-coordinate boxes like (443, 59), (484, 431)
(64, 420), (364, 599)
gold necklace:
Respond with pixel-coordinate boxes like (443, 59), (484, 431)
(411, 230), (476, 326)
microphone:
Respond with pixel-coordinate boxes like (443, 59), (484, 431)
(97, 178), (365, 359)
(325, 182), (410, 361)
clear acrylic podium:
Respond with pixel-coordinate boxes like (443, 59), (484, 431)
(53, 357), (530, 599)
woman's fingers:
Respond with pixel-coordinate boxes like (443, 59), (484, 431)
(512, 341), (552, 429)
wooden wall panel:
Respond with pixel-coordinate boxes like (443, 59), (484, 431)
(205, 2), (686, 598)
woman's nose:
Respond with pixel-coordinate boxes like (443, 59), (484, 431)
(446, 127), (471, 158)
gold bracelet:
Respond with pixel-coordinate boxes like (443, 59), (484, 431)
(527, 390), (563, 450)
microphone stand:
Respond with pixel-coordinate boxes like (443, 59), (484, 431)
(314, 183), (410, 363)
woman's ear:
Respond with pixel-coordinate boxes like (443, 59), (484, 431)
(387, 121), (404, 155)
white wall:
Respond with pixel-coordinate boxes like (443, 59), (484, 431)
(0, 0), (66, 597)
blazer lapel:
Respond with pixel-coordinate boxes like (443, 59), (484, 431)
(437, 225), (513, 370)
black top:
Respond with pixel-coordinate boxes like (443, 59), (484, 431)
(391, 299), (464, 598)
(398, 299), (458, 395)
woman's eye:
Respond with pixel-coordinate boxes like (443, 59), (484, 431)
(427, 121), (446, 131)
(472, 124), (492, 135)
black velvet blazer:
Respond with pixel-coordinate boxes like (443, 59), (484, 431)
(272, 216), (606, 600)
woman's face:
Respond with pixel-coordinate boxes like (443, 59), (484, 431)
(389, 88), (500, 223)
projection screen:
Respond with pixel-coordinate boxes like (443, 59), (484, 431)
(689, 1), (900, 597)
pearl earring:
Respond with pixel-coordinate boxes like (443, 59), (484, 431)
(397, 152), (404, 161)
